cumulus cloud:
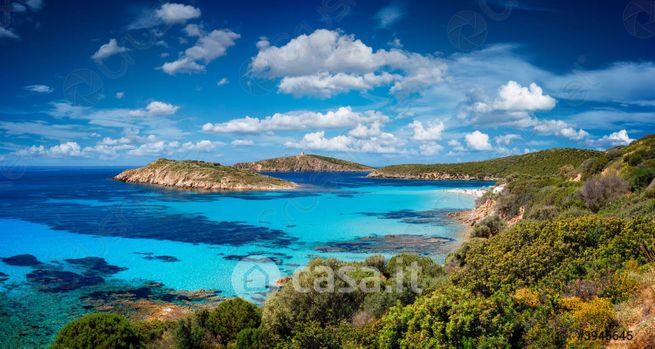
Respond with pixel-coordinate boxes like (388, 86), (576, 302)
(587, 129), (634, 147)
(24, 84), (53, 94)
(285, 130), (404, 154)
(419, 143), (443, 156)
(128, 101), (179, 117)
(473, 81), (556, 112)
(202, 107), (388, 134)
(115, 91), (125, 99)
(16, 142), (83, 158)
(155, 3), (201, 24)
(465, 131), (493, 151)
(92, 38), (129, 61)
(278, 72), (399, 98)
(409, 120), (445, 141)
(533, 120), (589, 140)
(162, 29), (240, 75)
(249, 29), (446, 97)
(217, 77), (229, 86)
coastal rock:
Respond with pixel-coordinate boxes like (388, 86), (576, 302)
(367, 170), (497, 181)
(234, 153), (372, 172)
(114, 158), (298, 191)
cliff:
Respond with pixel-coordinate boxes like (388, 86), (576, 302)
(114, 159), (298, 191)
(234, 153), (372, 172)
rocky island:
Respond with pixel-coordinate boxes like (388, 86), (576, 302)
(234, 152), (372, 172)
(114, 158), (298, 191)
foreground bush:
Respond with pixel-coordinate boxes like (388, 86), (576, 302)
(579, 175), (630, 212)
(52, 313), (142, 349)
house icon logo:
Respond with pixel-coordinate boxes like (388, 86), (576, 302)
(231, 255), (281, 300)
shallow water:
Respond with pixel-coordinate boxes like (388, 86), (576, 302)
(0, 167), (491, 346)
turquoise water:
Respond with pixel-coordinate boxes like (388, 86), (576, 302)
(0, 168), (491, 346)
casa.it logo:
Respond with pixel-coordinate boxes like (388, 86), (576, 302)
(231, 255), (281, 300)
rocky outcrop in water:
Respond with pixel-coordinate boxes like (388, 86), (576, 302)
(114, 158), (298, 191)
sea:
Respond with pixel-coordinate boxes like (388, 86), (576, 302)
(0, 167), (492, 347)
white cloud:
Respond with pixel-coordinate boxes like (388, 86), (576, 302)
(285, 130), (404, 154)
(162, 29), (240, 75)
(128, 101), (179, 117)
(286, 131), (352, 152)
(202, 107), (388, 134)
(533, 120), (589, 140)
(24, 84), (53, 94)
(231, 139), (254, 146)
(465, 131), (493, 151)
(184, 23), (204, 37)
(484, 81), (556, 112)
(250, 29), (446, 97)
(217, 77), (229, 86)
(419, 143), (443, 156)
(115, 91), (125, 99)
(495, 134), (521, 145)
(588, 129), (634, 147)
(17, 142), (83, 158)
(92, 38), (129, 61)
(278, 72), (399, 98)
(375, 4), (405, 28)
(155, 3), (201, 24)
(409, 120), (445, 141)
(0, 27), (19, 39)
(447, 139), (466, 152)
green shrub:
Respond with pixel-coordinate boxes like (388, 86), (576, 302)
(630, 167), (655, 191)
(174, 317), (205, 349)
(472, 214), (506, 238)
(52, 313), (142, 349)
(206, 298), (261, 345)
(235, 327), (269, 349)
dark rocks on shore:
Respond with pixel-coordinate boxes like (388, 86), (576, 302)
(26, 269), (105, 292)
(314, 234), (455, 255)
(65, 257), (127, 275)
(143, 255), (180, 262)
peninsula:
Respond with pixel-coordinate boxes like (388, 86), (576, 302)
(368, 148), (600, 180)
(114, 158), (298, 191)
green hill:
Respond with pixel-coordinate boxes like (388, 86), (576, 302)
(234, 153), (372, 172)
(369, 148), (601, 180)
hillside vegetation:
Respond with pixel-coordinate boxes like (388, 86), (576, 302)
(114, 158), (298, 191)
(234, 153), (372, 172)
(55, 136), (655, 348)
(369, 148), (600, 180)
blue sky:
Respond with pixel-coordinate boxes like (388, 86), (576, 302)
(0, 0), (654, 166)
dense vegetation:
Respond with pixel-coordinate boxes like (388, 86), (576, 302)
(55, 136), (655, 348)
(234, 153), (372, 172)
(372, 148), (600, 179)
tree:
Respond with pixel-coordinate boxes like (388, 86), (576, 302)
(206, 298), (261, 345)
(52, 313), (142, 349)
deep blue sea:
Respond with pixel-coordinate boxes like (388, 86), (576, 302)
(0, 167), (492, 347)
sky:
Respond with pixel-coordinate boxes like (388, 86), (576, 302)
(0, 0), (654, 166)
